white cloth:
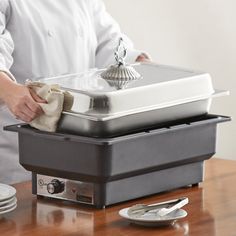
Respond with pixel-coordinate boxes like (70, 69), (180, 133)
(0, 0), (143, 184)
(28, 83), (65, 132)
(28, 82), (74, 132)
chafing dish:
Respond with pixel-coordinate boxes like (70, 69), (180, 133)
(4, 60), (230, 208)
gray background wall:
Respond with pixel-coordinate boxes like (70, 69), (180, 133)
(104, 0), (236, 160)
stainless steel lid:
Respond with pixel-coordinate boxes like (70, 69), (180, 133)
(39, 63), (214, 120)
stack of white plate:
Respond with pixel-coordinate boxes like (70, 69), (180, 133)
(0, 184), (17, 217)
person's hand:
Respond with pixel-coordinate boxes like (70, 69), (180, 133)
(136, 53), (151, 63)
(2, 81), (46, 123)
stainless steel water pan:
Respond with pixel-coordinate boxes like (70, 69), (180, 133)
(40, 63), (228, 137)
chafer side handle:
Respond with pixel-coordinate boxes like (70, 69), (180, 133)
(4, 124), (69, 141)
(4, 124), (25, 132)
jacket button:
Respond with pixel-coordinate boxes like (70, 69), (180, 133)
(47, 30), (53, 37)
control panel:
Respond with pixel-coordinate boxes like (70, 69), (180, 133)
(36, 174), (94, 205)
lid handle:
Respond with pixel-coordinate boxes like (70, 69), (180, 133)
(114, 38), (127, 66)
(100, 37), (142, 89)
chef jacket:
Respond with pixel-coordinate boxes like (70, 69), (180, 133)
(0, 0), (143, 184)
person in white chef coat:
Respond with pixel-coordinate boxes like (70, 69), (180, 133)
(0, 0), (148, 184)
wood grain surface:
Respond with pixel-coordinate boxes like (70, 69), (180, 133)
(0, 158), (236, 236)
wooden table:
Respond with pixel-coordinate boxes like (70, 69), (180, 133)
(0, 158), (236, 236)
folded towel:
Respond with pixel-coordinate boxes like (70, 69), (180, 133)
(27, 82), (73, 132)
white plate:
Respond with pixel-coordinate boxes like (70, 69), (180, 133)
(119, 208), (187, 227)
(0, 196), (16, 207)
(0, 197), (17, 211)
(0, 184), (16, 201)
(0, 203), (17, 215)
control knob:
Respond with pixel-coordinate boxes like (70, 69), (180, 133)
(47, 179), (65, 194)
